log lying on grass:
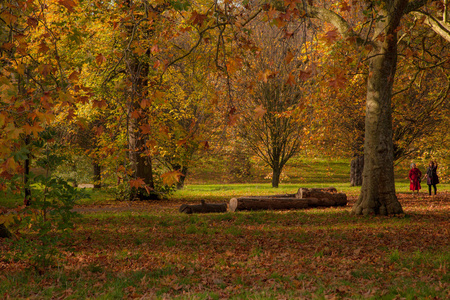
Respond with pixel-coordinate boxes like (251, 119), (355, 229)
(296, 187), (337, 198)
(296, 187), (347, 206)
(229, 187), (347, 212)
(179, 200), (227, 214)
(229, 197), (309, 212)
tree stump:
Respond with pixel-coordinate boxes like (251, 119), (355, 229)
(179, 200), (227, 214)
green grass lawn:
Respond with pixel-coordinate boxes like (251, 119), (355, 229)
(1, 192), (449, 299)
(1, 158), (449, 299)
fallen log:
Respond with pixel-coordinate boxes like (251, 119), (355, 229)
(296, 187), (347, 206)
(229, 197), (309, 212)
(231, 194), (296, 200)
(179, 200), (227, 214)
(305, 197), (346, 207)
(296, 187), (338, 198)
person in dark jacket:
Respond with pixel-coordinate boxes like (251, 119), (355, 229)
(408, 163), (422, 195)
(424, 161), (439, 195)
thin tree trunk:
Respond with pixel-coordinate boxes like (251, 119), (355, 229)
(272, 166), (281, 188)
(24, 135), (31, 206)
(93, 161), (101, 189)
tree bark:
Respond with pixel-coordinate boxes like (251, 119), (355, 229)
(295, 187), (347, 199)
(93, 161), (101, 189)
(124, 1), (159, 200)
(272, 166), (281, 188)
(295, 187), (338, 198)
(350, 155), (364, 187)
(24, 135), (31, 206)
(229, 197), (309, 212)
(296, 188), (347, 206)
(229, 194), (347, 212)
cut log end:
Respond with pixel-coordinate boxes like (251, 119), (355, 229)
(229, 198), (238, 212)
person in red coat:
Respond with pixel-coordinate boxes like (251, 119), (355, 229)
(408, 163), (422, 195)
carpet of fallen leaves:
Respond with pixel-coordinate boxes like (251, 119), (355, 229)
(1, 192), (449, 299)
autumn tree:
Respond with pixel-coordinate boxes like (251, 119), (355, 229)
(153, 67), (216, 189)
(291, 0), (450, 215)
(236, 18), (308, 188)
(0, 0), (88, 203)
(304, 6), (450, 187)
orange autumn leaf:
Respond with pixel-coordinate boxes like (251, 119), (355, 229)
(161, 170), (184, 186)
(69, 71), (79, 82)
(38, 41), (50, 54)
(140, 124), (152, 135)
(177, 139), (187, 146)
(329, 73), (347, 89)
(23, 123), (44, 136)
(254, 105), (267, 119)
(258, 69), (277, 83)
(190, 11), (208, 27)
(96, 53), (106, 66)
(286, 73), (296, 85)
(129, 178), (146, 189)
(285, 51), (295, 64)
(323, 29), (340, 45)
(58, 0), (77, 13)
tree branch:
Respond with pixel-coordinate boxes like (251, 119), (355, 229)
(301, 4), (365, 45)
(412, 10), (450, 42)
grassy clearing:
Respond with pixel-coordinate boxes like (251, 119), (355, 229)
(1, 158), (449, 299)
(2, 181), (450, 208)
(1, 191), (449, 299)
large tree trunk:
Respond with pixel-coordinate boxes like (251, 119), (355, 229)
(352, 3), (406, 215)
(128, 118), (157, 199)
(124, 1), (160, 200)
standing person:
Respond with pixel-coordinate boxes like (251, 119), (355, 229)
(424, 161), (439, 195)
(408, 163), (422, 195)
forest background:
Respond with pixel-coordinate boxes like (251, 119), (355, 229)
(1, 0), (450, 201)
